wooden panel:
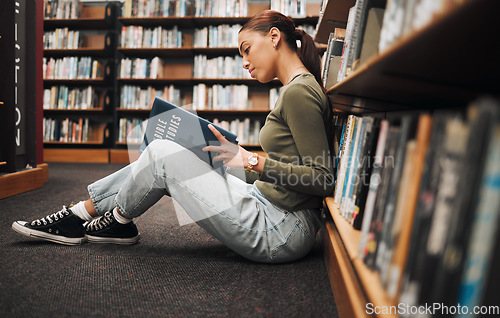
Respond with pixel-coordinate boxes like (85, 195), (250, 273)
(44, 149), (109, 163)
(109, 149), (140, 164)
(0, 163), (48, 199)
(248, 4), (270, 16)
(322, 218), (371, 318)
(324, 198), (398, 318)
(81, 6), (106, 19)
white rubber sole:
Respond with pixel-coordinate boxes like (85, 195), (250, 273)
(12, 221), (87, 245)
(86, 233), (140, 245)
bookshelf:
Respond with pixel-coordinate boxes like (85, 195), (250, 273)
(317, 0), (500, 317)
(0, 0), (48, 199)
(42, 1), (322, 163)
(42, 2), (117, 161)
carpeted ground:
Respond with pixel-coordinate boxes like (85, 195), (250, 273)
(0, 163), (338, 317)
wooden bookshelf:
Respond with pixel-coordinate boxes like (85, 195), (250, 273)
(324, 198), (398, 318)
(315, 0), (356, 44)
(317, 0), (500, 317)
(43, 3), (116, 151)
(325, 0), (500, 113)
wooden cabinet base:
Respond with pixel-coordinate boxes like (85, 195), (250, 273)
(0, 163), (49, 199)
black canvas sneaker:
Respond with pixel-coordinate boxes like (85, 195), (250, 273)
(12, 206), (86, 245)
(85, 211), (140, 245)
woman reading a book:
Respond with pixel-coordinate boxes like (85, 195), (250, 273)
(12, 10), (335, 263)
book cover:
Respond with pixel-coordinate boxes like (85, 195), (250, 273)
(440, 98), (500, 311)
(364, 125), (400, 270)
(457, 111), (500, 315)
(334, 115), (356, 204)
(359, 119), (389, 259)
(377, 116), (415, 284)
(398, 111), (454, 309)
(352, 117), (380, 230)
(140, 97), (239, 176)
(385, 113), (433, 299)
(352, 0), (387, 68)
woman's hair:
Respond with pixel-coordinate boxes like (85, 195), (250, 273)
(239, 10), (324, 91)
(240, 10), (336, 153)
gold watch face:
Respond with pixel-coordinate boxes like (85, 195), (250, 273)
(248, 154), (258, 166)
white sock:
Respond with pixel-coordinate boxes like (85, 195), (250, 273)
(70, 201), (93, 221)
(113, 207), (132, 224)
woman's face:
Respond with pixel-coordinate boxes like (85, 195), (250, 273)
(238, 29), (277, 83)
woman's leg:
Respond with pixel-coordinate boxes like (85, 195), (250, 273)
(107, 139), (321, 263)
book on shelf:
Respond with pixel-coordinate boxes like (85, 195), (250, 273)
(120, 84), (182, 110)
(43, 117), (91, 143)
(358, 119), (389, 259)
(321, 30), (344, 89)
(193, 24), (242, 48)
(122, 0), (195, 18)
(376, 116), (414, 286)
(363, 125), (400, 270)
(193, 0), (248, 17)
(44, 0), (81, 19)
(350, 0), (386, 71)
(456, 100), (500, 315)
(119, 57), (164, 79)
(193, 55), (250, 79)
(378, 0), (466, 53)
(271, 0), (306, 18)
(44, 28), (81, 49)
(140, 97), (239, 176)
(352, 117), (380, 230)
(43, 56), (105, 80)
(192, 84), (248, 110)
(43, 85), (99, 110)
(120, 25), (182, 48)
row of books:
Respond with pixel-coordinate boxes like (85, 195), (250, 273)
(118, 116), (261, 146)
(193, 55), (250, 79)
(120, 25), (182, 49)
(119, 57), (164, 79)
(44, 0), (80, 19)
(118, 118), (147, 144)
(320, 29), (344, 89)
(120, 85), (182, 110)
(122, 0), (194, 18)
(43, 85), (100, 110)
(43, 117), (90, 143)
(325, 0), (466, 84)
(331, 96), (500, 312)
(43, 57), (104, 80)
(269, 88), (279, 110)
(43, 28), (81, 50)
(270, 0), (307, 18)
(193, 24), (242, 48)
(194, 0), (248, 17)
(213, 117), (262, 145)
(192, 84), (247, 110)
(379, 0), (466, 53)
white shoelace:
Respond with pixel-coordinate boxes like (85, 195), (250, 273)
(31, 206), (70, 226)
(86, 211), (113, 231)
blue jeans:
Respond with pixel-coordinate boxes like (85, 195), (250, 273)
(87, 139), (322, 263)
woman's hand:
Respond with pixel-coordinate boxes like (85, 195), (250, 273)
(203, 124), (252, 169)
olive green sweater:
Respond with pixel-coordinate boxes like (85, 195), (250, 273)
(246, 72), (334, 211)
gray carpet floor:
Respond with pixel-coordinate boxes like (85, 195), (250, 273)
(0, 162), (338, 317)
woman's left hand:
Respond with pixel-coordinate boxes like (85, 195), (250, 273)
(203, 124), (251, 169)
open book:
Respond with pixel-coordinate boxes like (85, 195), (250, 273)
(140, 97), (239, 175)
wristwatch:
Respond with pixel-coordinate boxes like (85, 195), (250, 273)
(245, 153), (259, 172)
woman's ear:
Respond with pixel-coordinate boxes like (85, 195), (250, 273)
(269, 27), (281, 49)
